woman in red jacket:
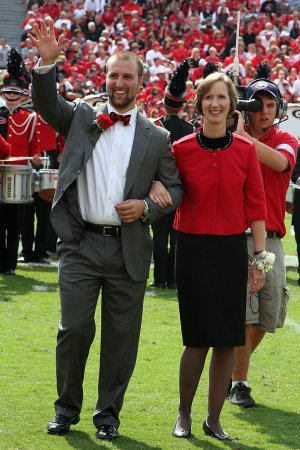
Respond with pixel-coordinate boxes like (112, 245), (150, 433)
(172, 72), (267, 441)
(151, 72), (268, 441)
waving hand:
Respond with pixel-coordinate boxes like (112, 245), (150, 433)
(27, 18), (65, 66)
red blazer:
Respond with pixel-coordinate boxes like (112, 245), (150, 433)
(173, 133), (267, 235)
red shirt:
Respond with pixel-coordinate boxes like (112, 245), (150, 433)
(205, 55), (221, 64)
(173, 134), (266, 235)
(173, 48), (190, 63)
(40, 4), (60, 20)
(257, 126), (298, 237)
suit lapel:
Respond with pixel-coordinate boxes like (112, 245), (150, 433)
(124, 113), (151, 198)
(83, 103), (108, 166)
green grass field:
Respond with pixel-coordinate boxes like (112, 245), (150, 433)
(1, 218), (300, 450)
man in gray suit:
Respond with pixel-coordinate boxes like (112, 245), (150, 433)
(28, 19), (182, 440)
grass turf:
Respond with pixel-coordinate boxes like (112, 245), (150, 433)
(0, 221), (299, 450)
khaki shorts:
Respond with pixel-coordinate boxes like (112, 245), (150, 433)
(246, 236), (290, 333)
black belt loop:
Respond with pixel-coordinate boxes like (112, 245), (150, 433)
(85, 222), (121, 237)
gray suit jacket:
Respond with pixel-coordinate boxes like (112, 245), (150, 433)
(32, 67), (182, 281)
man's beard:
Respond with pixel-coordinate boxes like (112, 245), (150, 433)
(109, 92), (136, 110)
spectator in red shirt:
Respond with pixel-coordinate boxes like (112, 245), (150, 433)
(173, 40), (190, 64)
(266, 44), (280, 65)
(40, 0), (60, 20)
(212, 29), (227, 56)
(223, 47), (236, 67)
(22, 10), (38, 29)
(205, 47), (221, 64)
(243, 60), (255, 85)
(88, 66), (105, 89)
(271, 61), (288, 80)
(287, 67), (299, 87)
(101, 4), (115, 29)
(251, 47), (267, 69)
(185, 80), (196, 101)
(292, 58), (300, 73)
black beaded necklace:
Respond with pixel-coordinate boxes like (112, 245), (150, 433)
(196, 130), (233, 151)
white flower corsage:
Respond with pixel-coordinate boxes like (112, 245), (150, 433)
(253, 251), (276, 273)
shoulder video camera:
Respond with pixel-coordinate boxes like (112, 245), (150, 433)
(226, 85), (263, 132)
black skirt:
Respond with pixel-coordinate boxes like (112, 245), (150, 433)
(176, 232), (248, 347)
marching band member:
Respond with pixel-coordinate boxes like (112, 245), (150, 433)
(0, 49), (40, 275)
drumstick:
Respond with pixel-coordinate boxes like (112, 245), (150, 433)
(0, 156), (49, 162)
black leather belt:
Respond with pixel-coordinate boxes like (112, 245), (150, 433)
(85, 222), (121, 237)
(246, 230), (279, 239)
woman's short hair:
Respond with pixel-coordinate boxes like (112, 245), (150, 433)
(196, 72), (238, 116)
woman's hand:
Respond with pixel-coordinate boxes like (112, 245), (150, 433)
(149, 180), (173, 208)
(27, 18), (65, 66)
(249, 263), (266, 294)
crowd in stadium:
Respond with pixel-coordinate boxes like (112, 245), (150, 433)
(3, 0), (300, 121)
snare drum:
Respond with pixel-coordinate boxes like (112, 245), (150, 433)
(0, 165), (33, 204)
(39, 169), (59, 202)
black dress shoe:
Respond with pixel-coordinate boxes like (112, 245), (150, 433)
(172, 419), (191, 438)
(47, 414), (80, 435)
(203, 420), (232, 441)
(96, 424), (119, 440)
(167, 283), (177, 290)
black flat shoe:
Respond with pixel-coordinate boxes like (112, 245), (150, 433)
(96, 424), (119, 440)
(203, 420), (232, 441)
(47, 414), (80, 435)
(172, 419), (191, 438)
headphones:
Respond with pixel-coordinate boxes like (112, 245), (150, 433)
(246, 78), (288, 121)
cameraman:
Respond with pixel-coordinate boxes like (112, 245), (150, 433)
(229, 80), (298, 407)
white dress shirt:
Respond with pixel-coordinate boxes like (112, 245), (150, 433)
(77, 105), (137, 225)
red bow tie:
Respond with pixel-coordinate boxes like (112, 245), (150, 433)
(110, 112), (131, 126)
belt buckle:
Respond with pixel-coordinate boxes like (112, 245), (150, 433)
(103, 226), (113, 237)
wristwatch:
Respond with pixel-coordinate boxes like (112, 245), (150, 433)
(140, 200), (150, 223)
